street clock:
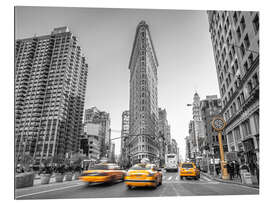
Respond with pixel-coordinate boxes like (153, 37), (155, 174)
(212, 117), (226, 131)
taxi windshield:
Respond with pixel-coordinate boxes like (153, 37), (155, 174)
(130, 164), (152, 170)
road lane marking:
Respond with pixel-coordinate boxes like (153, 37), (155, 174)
(16, 183), (84, 199)
(171, 183), (180, 196)
(175, 176), (178, 181)
(168, 176), (172, 181)
(159, 182), (169, 197)
(163, 180), (220, 184)
(202, 176), (211, 181)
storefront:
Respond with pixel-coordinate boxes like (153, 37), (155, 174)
(243, 138), (257, 176)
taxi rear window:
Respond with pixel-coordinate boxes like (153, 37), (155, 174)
(130, 164), (152, 170)
(181, 164), (194, 168)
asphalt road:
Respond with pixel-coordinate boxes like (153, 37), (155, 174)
(15, 172), (259, 199)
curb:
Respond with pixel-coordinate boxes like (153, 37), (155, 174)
(201, 173), (259, 189)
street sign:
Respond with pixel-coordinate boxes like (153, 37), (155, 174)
(212, 117), (226, 131)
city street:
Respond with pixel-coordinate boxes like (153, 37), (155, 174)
(15, 172), (259, 199)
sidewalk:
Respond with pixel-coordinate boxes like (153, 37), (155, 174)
(201, 172), (259, 189)
(33, 174), (78, 186)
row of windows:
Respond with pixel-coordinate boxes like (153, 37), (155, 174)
(227, 112), (259, 149)
(224, 72), (258, 120)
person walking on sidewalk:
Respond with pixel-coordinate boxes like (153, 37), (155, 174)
(230, 162), (235, 180)
(227, 162), (231, 180)
(255, 161), (259, 184)
(234, 161), (240, 180)
(216, 166), (220, 177)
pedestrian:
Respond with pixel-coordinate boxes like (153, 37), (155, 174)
(240, 162), (249, 172)
(230, 162), (235, 179)
(234, 161), (240, 179)
(227, 162), (231, 180)
(255, 161), (259, 184)
(216, 166), (220, 176)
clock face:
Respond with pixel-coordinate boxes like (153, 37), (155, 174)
(212, 117), (226, 131)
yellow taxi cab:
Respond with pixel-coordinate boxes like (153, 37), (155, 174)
(79, 163), (125, 184)
(124, 163), (162, 189)
(179, 162), (200, 180)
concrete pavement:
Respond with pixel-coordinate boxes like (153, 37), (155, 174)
(15, 171), (259, 199)
(201, 172), (259, 189)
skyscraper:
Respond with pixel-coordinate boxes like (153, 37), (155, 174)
(128, 21), (159, 164)
(15, 26), (88, 164)
(84, 107), (111, 158)
(120, 110), (129, 167)
(207, 11), (259, 176)
(200, 95), (226, 158)
(192, 92), (205, 153)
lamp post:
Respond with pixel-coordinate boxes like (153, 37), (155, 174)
(212, 117), (229, 180)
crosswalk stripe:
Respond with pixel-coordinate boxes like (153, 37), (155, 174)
(168, 176), (172, 181)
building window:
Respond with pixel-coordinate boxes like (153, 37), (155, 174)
(253, 112), (259, 134)
(233, 102), (237, 113)
(248, 53), (254, 66)
(244, 61), (249, 72)
(240, 16), (246, 31)
(141, 92), (145, 97)
(234, 126), (241, 142)
(237, 96), (241, 108)
(253, 14), (259, 34)
(253, 73), (259, 87)
(240, 43), (245, 57)
(236, 27), (241, 40)
(234, 80), (239, 90)
(242, 119), (251, 137)
(244, 34), (250, 49)
(229, 51), (233, 61)
(231, 65), (236, 76)
(233, 12), (238, 24)
(235, 59), (239, 70)
(240, 92), (245, 103)
(247, 80), (253, 94)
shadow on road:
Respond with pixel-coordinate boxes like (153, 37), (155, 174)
(127, 186), (159, 191)
(84, 180), (124, 188)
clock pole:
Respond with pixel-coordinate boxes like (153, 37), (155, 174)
(212, 117), (229, 180)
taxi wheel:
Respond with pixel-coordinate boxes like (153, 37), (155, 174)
(180, 176), (183, 180)
(127, 185), (132, 190)
(153, 179), (158, 188)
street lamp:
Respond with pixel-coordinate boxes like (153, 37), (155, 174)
(212, 116), (229, 180)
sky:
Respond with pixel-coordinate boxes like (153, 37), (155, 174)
(15, 6), (220, 159)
